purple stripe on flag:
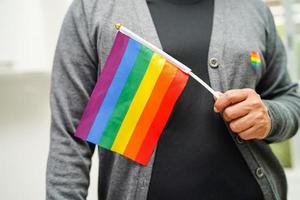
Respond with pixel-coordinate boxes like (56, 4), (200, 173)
(75, 32), (129, 140)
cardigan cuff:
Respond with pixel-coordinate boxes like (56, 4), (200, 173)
(262, 99), (286, 143)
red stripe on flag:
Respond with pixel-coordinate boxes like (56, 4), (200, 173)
(134, 68), (189, 165)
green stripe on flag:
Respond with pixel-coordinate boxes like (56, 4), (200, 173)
(99, 46), (153, 149)
(251, 60), (261, 65)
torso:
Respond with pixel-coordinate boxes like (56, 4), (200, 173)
(146, 0), (264, 199)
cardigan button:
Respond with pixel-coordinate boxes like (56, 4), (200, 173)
(209, 57), (219, 68)
(255, 167), (265, 178)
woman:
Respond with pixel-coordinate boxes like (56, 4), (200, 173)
(46, 0), (300, 199)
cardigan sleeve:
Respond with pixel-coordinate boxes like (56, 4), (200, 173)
(46, 0), (98, 199)
(256, 6), (300, 143)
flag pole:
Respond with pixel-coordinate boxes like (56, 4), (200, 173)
(115, 23), (218, 97)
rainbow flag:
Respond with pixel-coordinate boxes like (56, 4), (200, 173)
(75, 29), (189, 165)
(250, 51), (261, 73)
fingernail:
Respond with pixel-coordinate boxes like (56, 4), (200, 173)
(214, 106), (219, 112)
(213, 91), (222, 100)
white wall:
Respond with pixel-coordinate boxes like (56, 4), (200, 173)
(0, 72), (98, 200)
(0, 0), (71, 72)
(0, 72), (51, 199)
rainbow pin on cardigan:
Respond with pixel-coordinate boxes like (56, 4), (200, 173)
(250, 51), (261, 73)
(75, 24), (217, 165)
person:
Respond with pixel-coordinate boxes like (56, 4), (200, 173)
(46, 0), (300, 199)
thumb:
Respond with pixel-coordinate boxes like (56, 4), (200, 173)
(213, 91), (223, 100)
(213, 91), (223, 112)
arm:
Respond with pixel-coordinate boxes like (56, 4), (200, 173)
(213, 6), (300, 143)
(46, 0), (98, 199)
(256, 6), (300, 143)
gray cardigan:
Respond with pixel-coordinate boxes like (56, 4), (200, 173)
(46, 0), (300, 199)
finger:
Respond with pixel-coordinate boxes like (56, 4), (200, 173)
(229, 111), (256, 133)
(238, 125), (265, 140)
(214, 89), (250, 112)
(223, 98), (253, 121)
(237, 127), (256, 140)
(213, 91), (223, 112)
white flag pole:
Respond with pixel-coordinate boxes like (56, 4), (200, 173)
(115, 23), (218, 97)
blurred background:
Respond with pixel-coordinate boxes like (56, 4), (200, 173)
(0, 0), (299, 199)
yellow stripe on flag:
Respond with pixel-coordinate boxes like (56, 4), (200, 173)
(111, 53), (166, 153)
(251, 57), (261, 62)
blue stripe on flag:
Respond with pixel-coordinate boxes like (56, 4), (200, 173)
(87, 39), (141, 144)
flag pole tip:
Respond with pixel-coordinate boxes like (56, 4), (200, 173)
(115, 23), (122, 30)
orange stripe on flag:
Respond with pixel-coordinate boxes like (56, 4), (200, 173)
(135, 68), (189, 165)
(124, 61), (178, 160)
(250, 52), (260, 59)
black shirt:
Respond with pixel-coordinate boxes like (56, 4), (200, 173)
(146, 0), (264, 199)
